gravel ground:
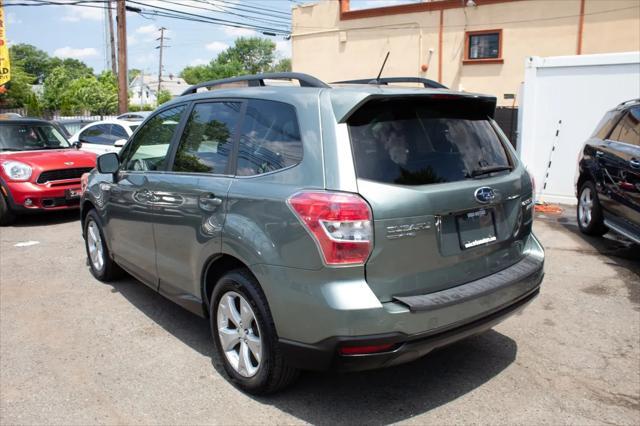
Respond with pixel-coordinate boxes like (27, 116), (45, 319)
(0, 208), (638, 425)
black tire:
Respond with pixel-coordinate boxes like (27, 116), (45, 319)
(0, 193), (16, 226)
(83, 210), (122, 281)
(577, 181), (608, 236)
(210, 268), (299, 395)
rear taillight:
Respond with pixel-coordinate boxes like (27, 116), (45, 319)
(287, 191), (373, 266)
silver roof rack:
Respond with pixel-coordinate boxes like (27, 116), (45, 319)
(180, 72), (330, 96)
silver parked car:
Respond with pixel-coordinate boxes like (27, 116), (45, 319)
(81, 73), (544, 394)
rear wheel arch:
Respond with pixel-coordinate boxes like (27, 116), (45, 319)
(202, 254), (259, 316)
(576, 173), (589, 197)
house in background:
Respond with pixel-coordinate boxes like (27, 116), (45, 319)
(129, 74), (188, 107)
(291, 0), (640, 107)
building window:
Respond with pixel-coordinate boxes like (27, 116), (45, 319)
(464, 29), (503, 64)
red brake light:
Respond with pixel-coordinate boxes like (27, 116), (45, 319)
(287, 191), (373, 266)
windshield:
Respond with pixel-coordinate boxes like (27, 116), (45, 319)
(0, 124), (72, 151)
(347, 98), (511, 185)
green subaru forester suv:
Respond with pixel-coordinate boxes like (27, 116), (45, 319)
(80, 73), (544, 394)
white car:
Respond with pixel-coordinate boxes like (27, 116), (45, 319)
(70, 119), (141, 155)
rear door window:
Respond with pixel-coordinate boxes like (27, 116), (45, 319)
(236, 99), (303, 176)
(608, 106), (640, 146)
(110, 124), (129, 139)
(173, 101), (241, 174)
(347, 98), (511, 185)
(80, 124), (112, 145)
(593, 110), (621, 139)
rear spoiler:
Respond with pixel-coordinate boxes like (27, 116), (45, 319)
(332, 93), (497, 123)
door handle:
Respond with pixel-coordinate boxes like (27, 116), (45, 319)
(630, 158), (640, 169)
(198, 193), (223, 211)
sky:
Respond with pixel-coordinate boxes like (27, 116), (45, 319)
(3, 0), (421, 77)
(4, 0), (299, 77)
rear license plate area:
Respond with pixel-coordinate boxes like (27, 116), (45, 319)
(456, 208), (497, 249)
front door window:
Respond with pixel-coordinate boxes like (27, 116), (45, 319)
(120, 105), (186, 171)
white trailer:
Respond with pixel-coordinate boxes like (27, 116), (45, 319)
(517, 52), (640, 205)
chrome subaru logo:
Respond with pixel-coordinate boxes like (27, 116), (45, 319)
(474, 187), (496, 204)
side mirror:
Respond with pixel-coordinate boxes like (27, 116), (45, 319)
(97, 152), (120, 174)
(114, 139), (127, 148)
(72, 141), (82, 149)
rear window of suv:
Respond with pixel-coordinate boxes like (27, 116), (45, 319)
(347, 98), (511, 185)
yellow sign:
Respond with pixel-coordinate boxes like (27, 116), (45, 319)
(0, 0), (10, 86)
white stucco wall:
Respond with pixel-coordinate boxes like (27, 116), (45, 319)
(517, 52), (640, 205)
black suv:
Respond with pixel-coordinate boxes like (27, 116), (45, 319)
(576, 99), (639, 243)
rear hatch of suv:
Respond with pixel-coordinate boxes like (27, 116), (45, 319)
(344, 95), (533, 302)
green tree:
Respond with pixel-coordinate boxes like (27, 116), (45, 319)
(181, 60), (243, 85)
(48, 57), (94, 79)
(8, 44), (50, 83)
(0, 61), (35, 108)
(25, 92), (42, 116)
(129, 68), (142, 84)
(157, 89), (172, 105)
(43, 68), (117, 115)
(42, 66), (74, 111)
(8, 44), (95, 85)
(271, 58), (291, 72)
(180, 37), (290, 84)
(217, 37), (276, 74)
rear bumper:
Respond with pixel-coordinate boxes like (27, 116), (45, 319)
(258, 233), (545, 371)
(280, 284), (540, 371)
(3, 181), (82, 211)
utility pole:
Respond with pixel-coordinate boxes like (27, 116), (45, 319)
(156, 27), (168, 107)
(107, 0), (117, 76)
(116, 0), (128, 114)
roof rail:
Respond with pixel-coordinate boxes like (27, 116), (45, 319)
(331, 77), (447, 89)
(616, 98), (640, 108)
(180, 72), (330, 96)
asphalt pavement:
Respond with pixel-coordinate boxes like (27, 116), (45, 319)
(0, 208), (638, 425)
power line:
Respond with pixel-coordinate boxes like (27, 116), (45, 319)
(7, 0), (636, 35)
(189, 0), (292, 23)
(134, 8), (288, 35)
(4, 0), (292, 34)
(210, 0), (292, 18)
(5, 0), (110, 9)
(127, 0), (290, 35)
(158, 0), (291, 29)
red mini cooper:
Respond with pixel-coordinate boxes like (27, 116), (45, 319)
(0, 118), (97, 225)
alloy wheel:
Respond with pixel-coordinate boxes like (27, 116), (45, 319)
(578, 186), (593, 227)
(87, 220), (104, 271)
(216, 291), (263, 378)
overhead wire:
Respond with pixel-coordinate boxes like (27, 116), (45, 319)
(7, 0), (637, 35)
(157, 0), (292, 29)
(127, 0), (290, 35)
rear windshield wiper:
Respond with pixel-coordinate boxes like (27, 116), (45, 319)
(469, 165), (512, 177)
